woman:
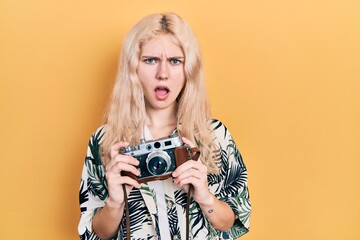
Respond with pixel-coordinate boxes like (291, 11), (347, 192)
(78, 13), (251, 240)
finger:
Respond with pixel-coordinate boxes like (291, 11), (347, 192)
(120, 176), (141, 189)
(173, 168), (201, 184)
(106, 154), (139, 172)
(109, 162), (141, 177)
(107, 175), (141, 189)
(175, 176), (201, 188)
(172, 160), (196, 177)
(172, 160), (206, 177)
(110, 141), (129, 159)
(107, 156), (140, 176)
(182, 137), (196, 148)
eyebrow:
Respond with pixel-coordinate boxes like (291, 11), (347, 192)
(140, 55), (185, 59)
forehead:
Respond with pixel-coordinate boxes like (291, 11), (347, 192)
(140, 34), (184, 56)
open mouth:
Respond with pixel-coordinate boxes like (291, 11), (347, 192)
(154, 86), (170, 100)
(155, 87), (169, 95)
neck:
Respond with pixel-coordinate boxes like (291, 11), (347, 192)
(145, 106), (177, 139)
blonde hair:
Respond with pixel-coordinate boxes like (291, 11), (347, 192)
(102, 13), (219, 172)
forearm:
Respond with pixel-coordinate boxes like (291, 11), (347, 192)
(92, 200), (124, 239)
(198, 193), (236, 232)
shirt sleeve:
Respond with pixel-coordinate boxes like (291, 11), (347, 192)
(78, 127), (118, 240)
(209, 120), (251, 239)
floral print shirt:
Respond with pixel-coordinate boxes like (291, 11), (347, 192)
(78, 119), (251, 239)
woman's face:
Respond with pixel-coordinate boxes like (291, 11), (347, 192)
(137, 34), (185, 112)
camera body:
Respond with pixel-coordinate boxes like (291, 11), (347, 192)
(121, 132), (199, 183)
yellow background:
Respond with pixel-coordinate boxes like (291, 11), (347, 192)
(1, 0), (359, 239)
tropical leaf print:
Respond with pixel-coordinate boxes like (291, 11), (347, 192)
(79, 180), (88, 212)
(208, 147), (227, 188)
(141, 183), (156, 198)
(121, 188), (154, 238)
(224, 223), (249, 239)
(79, 228), (102, 240)
(232, 187), (251, 224)
(211, 119), (228, 139)
(189, 201), (208, 237)
(84, 128), (108, 201)
(228, 138), (245, 168)
(212, 137), (246, 198)
(165, 194), (180, 237)
(168, 207), (180, 237)
(86, 161), (107, 201)
(174, 190), (210, 238)
(221, 164), (246, 198)
(174, 190), (187, 211)
(85, 127), (105, 166)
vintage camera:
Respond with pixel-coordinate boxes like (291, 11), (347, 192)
(121, 132), (200, 183)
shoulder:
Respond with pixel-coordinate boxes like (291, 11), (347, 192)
(93, 125), (106, 137)
(85, 125), (107, 166)
(209, 118), (230, 140)
(88, 125), (106, 143)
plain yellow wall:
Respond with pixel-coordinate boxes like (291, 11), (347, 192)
(1, 0), (359, 239)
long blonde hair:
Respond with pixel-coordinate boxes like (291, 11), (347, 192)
(102, 13), (219, 172)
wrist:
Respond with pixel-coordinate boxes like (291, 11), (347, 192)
(106, 198), (124, 210)
(198, 191), (215, 208)
(198, 193), (217, 218)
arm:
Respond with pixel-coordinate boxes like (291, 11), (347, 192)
(195, 189), (236, 231)
(78, 128), (140, 240)
(173, 122), (251, 238)
(211, 120), (251, 237)
(172, 138), (236, 231)
(92, 142), (141, 239)
(92, 199), (124, 239)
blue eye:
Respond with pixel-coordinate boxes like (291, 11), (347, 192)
(170, 58), (181, 65)
(144, 58), (157, 64)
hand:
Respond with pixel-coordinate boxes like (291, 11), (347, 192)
(105, 142), (141, 208)
(172, 137), (212, 205)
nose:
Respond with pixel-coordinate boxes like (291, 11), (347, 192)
(156, 60), (168, 80)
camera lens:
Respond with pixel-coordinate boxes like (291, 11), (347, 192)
(148, 157), (167, 175)
(146, 151), (171, 176)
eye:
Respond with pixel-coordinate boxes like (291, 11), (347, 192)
(144, 58), (158, 64)
(169, 58), (182, 65)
